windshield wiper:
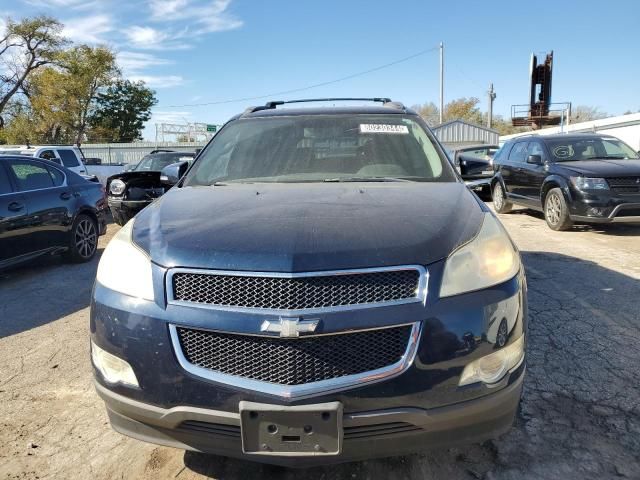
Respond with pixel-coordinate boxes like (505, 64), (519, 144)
(323, 177), (413, 183)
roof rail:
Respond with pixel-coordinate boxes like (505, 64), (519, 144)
(242, 97), (404, 115)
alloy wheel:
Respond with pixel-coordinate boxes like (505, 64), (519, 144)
(75, 218), (97, 259)
(494, 185), (504, 209)
(546, 193), (562, 225)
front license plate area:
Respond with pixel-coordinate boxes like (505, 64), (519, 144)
(482, 170), (493, 175)
(239, 401), (342, 456)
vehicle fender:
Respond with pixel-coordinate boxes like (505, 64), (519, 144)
(541, 175), (573, 204)
(491, 172), (507, 191)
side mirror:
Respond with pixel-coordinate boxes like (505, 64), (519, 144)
(160, 161), (189, 186)
(527, 154), (542, 165)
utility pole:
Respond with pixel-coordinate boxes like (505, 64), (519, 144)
(487, 83), (496, 128)
(439, 42), (444, 125)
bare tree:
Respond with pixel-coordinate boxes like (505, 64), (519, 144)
(0, 16), (66, 117)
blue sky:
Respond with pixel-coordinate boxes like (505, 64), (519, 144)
(5, 0), (640, 139)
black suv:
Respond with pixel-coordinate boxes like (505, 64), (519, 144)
(492, 133), (640, 230)
(91, 98), (526, 466)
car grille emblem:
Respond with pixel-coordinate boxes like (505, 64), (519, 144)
(260, 317), (320, 337)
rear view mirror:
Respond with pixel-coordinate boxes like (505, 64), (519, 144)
(160, 161), (189, 186)
(527, 154), (542, 165)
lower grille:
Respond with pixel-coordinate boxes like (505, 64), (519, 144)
(177, 421), (423, 441)
(175, 325), (413, 386)
(616, 207), (640, 217)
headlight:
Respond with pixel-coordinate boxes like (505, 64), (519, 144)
(459, 335), (524, 386)
(109, 179), (126, 195)
(91, 340), (139, 387)
(96, 220), (154, 300)
(440, 213), (520, 298)
(570, 176), (609, 190)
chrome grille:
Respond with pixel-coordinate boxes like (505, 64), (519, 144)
(607, 177), (640, 194)
(175, 325), (413, 386)
(170, 268), (422, 311)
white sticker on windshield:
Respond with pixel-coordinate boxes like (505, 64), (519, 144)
(359, 124), (409, 134)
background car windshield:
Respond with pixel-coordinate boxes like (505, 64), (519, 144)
(135, 154), (190, 171)
(546, 138), (639, 161)
(183, 115), (450, 185)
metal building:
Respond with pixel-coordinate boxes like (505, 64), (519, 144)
(432, 120), (500, 148)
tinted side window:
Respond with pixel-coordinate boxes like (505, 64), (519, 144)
(57, 149), (80, 167)
(508, 142), (529, 163)
(47, 166), (65, 186)
(39, 149), (57, 161)
(9, 161), (54, 191)
(0, 165), (13, 194)
(528, 141), (545, 158)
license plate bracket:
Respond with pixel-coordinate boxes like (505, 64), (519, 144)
(239, 401), (342, 456)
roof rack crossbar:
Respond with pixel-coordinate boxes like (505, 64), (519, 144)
(243, 97), (403, 116)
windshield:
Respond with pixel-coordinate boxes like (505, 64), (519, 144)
(462, 147), (499, 160)
(183, 115), (453, 185)
(135, 154), (192, 171)
(546, 137), (639, 162)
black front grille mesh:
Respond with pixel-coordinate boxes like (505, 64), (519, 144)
(607, 177), (640, 194)
(171, 269), (420, 310)
(176, 325), (413, 385)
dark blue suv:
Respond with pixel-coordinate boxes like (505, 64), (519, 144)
(91, 98), (527, 466)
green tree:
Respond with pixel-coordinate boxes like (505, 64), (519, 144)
(27, 45), (118, 144)
(442, 97), (484, 125)
(90, 80), (157, 142)
(0, 16), (67, 120)
(411, 101), (440, 126)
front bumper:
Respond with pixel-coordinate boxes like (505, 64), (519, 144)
(570, 202), (640, 224)
(107, 197), (151, 222)
(91, 261), (527, 465)
(464, 177), (492, 190)
(96, 367), (523, 466)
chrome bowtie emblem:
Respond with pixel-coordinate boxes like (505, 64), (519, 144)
(260, 317), (320, 337)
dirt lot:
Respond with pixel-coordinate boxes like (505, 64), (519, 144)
(1, 205), (639, 480)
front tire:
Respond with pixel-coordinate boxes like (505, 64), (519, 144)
(544, 188), (573, 231)
(65, 214), (99, 263)
(492, 182), (512, 213)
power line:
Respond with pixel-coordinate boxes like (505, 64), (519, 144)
(157, 45), (440, 109)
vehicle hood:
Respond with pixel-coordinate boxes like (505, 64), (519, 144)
(107, 171), (161, 184)
(132, 182), (484, 272)
(554, 159), (640, 176)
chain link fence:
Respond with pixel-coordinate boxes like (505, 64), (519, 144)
(80, 141), (205, 166)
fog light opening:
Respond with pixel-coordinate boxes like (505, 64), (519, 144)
(91, 340), (139, 388)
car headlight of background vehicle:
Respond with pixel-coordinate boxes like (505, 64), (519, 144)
(91, 340), (139, 388)
(96, 220), (154, 300)
(440, 213), (520, 298)
(458, 335), (525, 386)
(570, 176), (609, 190)
(109, 179), (126, 195)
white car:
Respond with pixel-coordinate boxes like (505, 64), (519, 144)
(0, 145), (88, 175)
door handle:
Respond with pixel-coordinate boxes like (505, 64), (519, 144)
(60, 191), (72, 200)
(8, 202), (24, 212)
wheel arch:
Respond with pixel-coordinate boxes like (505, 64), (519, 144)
(541, 176), (572, 205)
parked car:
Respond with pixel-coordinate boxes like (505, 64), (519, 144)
(0, 156), (107, 269)
(106, 151), (195, 225)
(91, 98), (527, 466)
(446, 144), (499, 194)
(492, 133), (640, 230)
(0, 145), (89, 175)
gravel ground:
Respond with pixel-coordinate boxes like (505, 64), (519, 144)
(1, 204), (639, 480)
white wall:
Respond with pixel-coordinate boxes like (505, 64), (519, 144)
(500, 113), (640, 150)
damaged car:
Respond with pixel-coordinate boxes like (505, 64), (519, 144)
(106, 151), (195, 225)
